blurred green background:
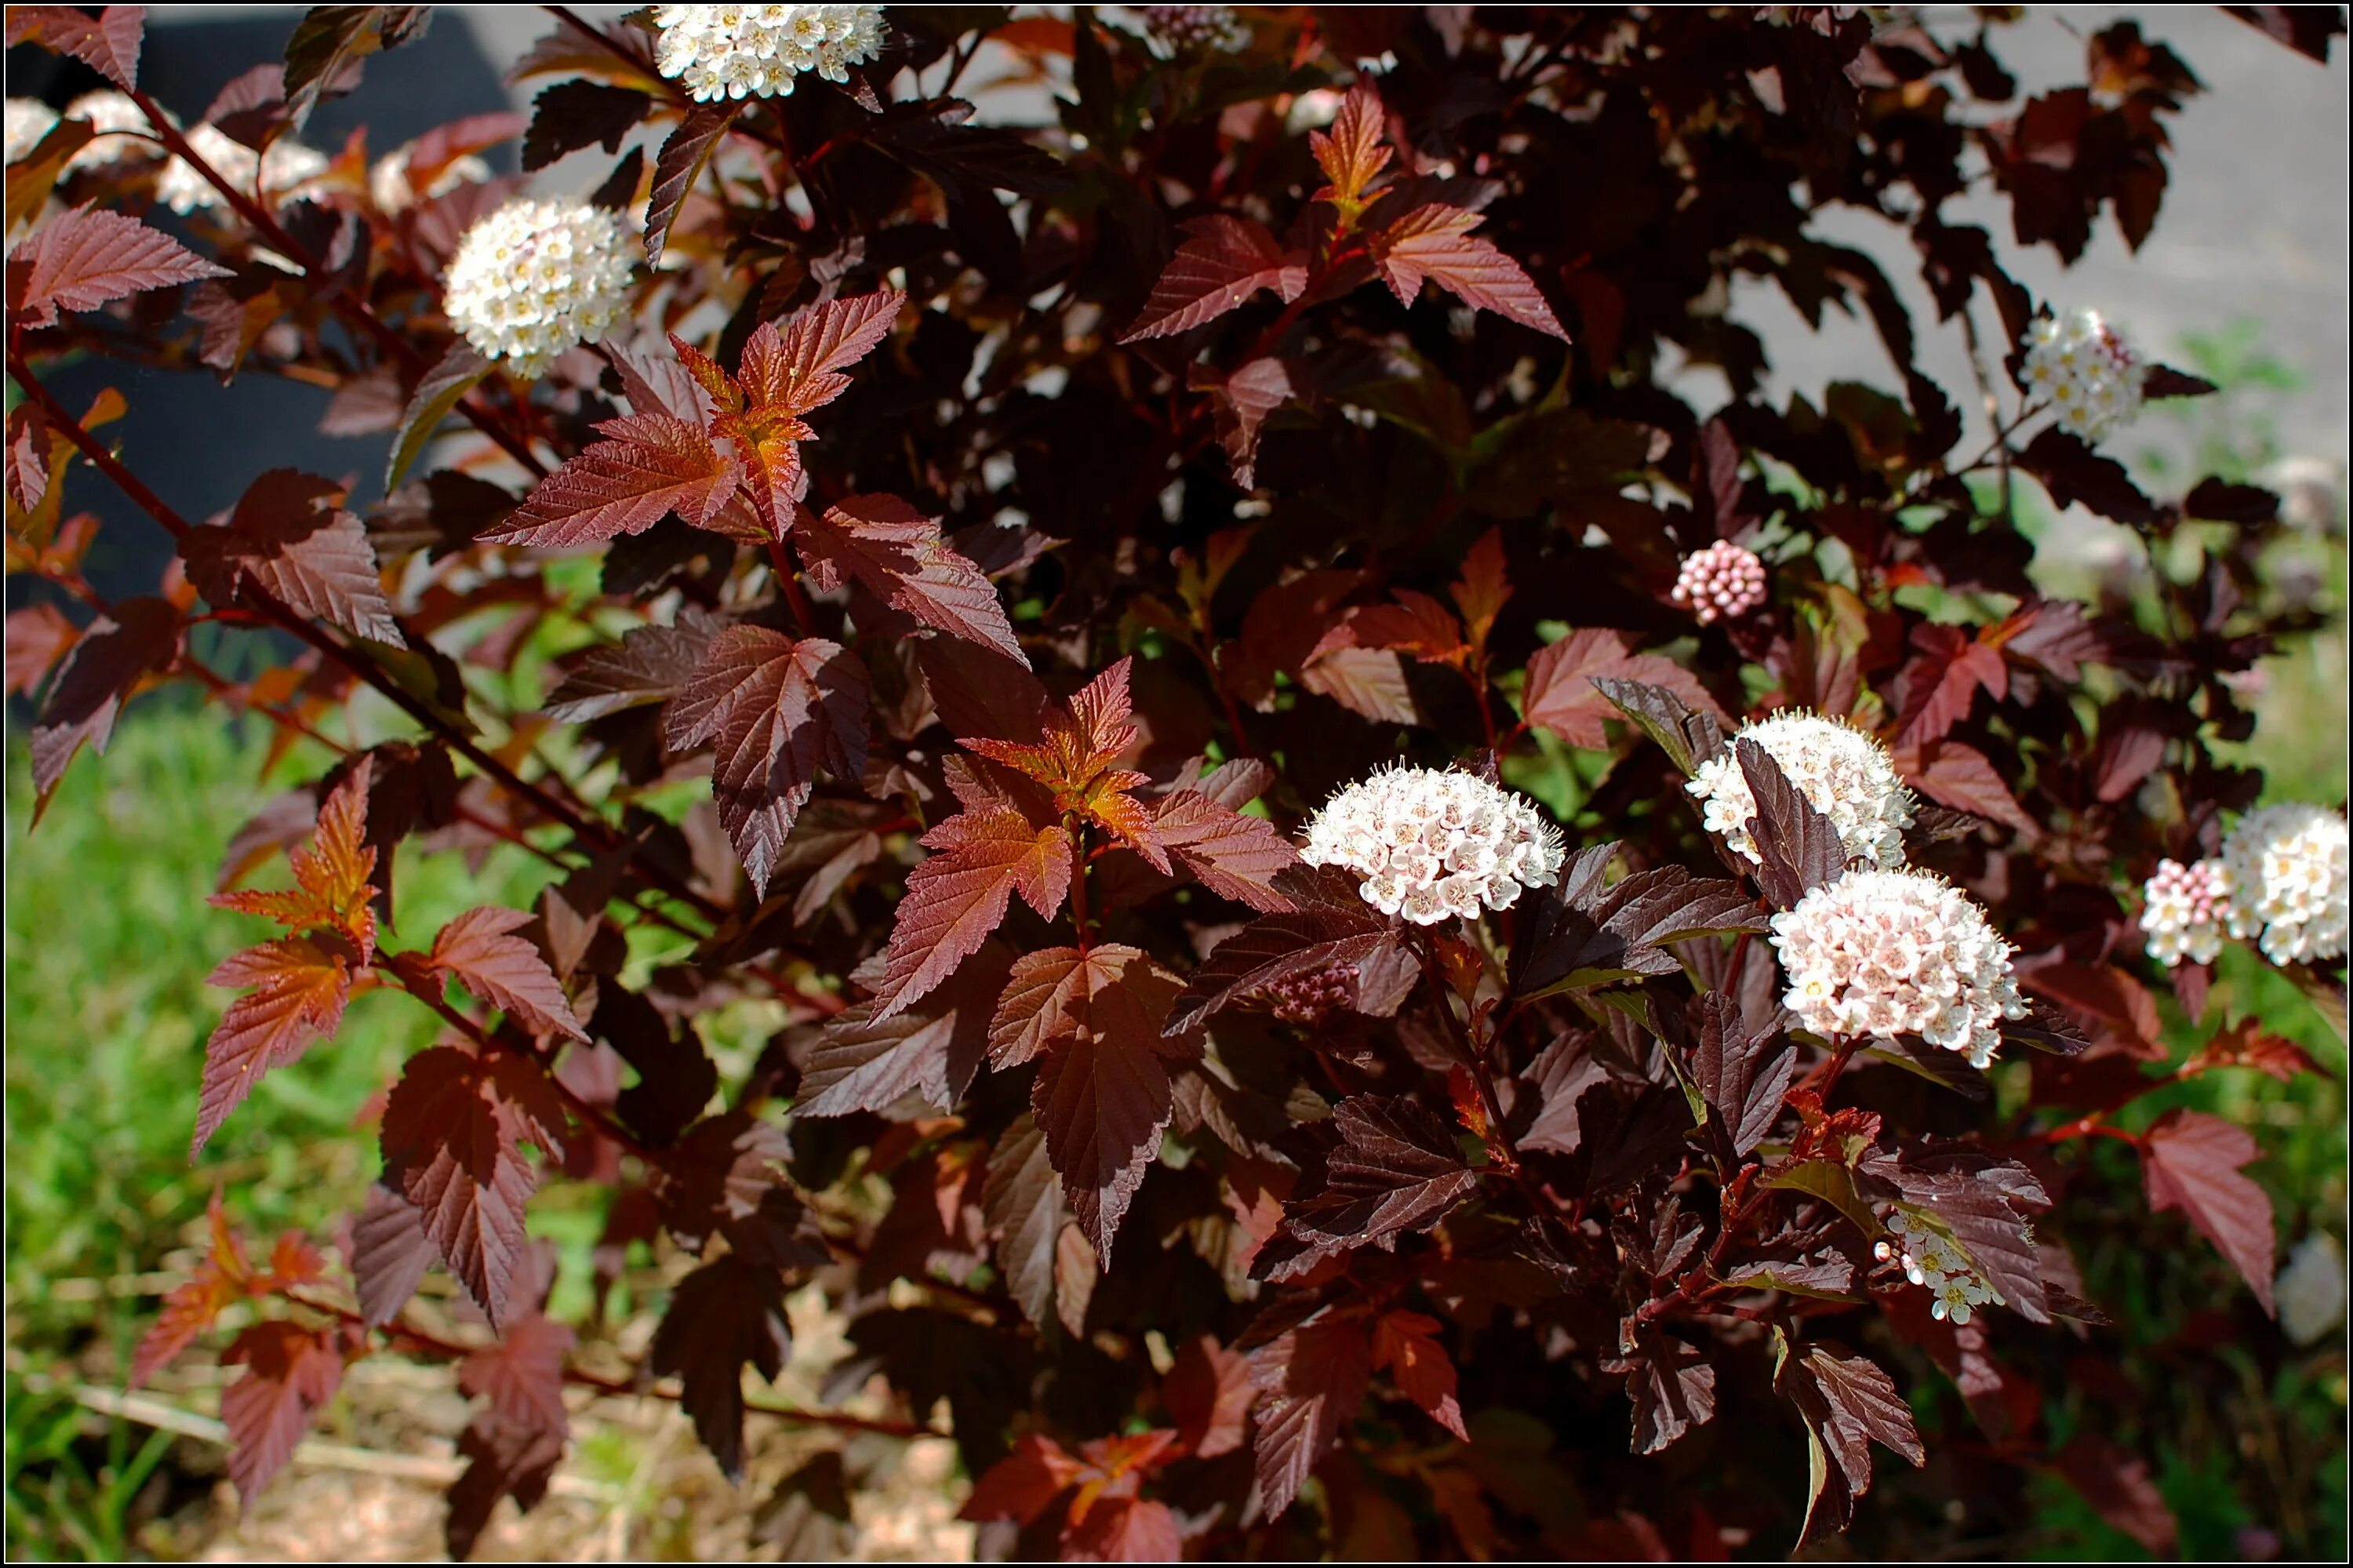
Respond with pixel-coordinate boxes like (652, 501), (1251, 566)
(5, 329), (2345, 1559)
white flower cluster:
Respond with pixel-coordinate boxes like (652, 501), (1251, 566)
(1876, 1208), (2003, 1326)
(156, 122), (329, 216)
(1689, 711), (1916, 871)
(6, 99), (57, 163)
(651, 5), (887, 102)
(2139, 857), (2231, 967)
(1300, 766), (1566, 925)
(2277, 1234), (2346, 1348)
(2220, 802), (2348, 965)
(1771, 868), (2025, 1068)
(2021, 307), (2144, 445)
(1670, 540), (1769, 625)
(1141, 5), (1251, 56)
(369, 142), (492, 214)
(442, 197), (636, 380)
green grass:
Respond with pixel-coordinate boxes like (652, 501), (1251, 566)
(5, 701), (555, 1559)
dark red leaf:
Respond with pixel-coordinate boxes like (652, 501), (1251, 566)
(1773, 1337), (1924, 1544)
(800, 942), (1013, 1117)
(522, 79), (650, 169)
(960, 1432), (1082, 1525)
(1523, 631), (1725, 751)
(1309, 81), (1390, 206)
(543, 612), (717, 723)
(1895, 622), (2006, 748)
(5, 6), (144, 90)
(1735, 738), (1849, 908)
(1372, 1309), (1467, 1440)
(350, 1182), (434, 1326)
(460, 1311), (574, 1439)
(1166, 865), (1398, 1035)
(650, 1253), (791, 1479)
(380, 1045), (571, 1330)
(1165, 1333), (1253, 1460)
(1065, 1497), (1184, 1563)
(2053, 1433), (2179, 1555)
(801, 493), (1026, 663)
(1024, 945), (1195, 1262)
(663, 628), (869, 893)
(9, 203), (228, 329)
(446, 1411), (566, 1560)
(27, 595), (178, 813)
(644, 105), (734, 264)
(980, 1112), (1067, 1335)
(1266, 1096), (1475, 1280)
(1143, 789), (1299, 913)
(488, 413), (739, 548)
(179, 469), (402, 645)
(2142, 1108), (2278, 1314)
(1120, 214), (1307, 341)
(1249, 1318), (1370, 1521)
(430, 905), (589, 1042)
(1691, 991), (1795, 1158)
(282, 5), (430, 129)
(871, 809), (1071, 1020)
(1900, 739), (2036, 834)
(1613, 1329), (1717, 1456)
(743, 288), (905, 417)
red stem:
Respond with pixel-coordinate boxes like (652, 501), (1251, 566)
(283, 1287), (924, 1438)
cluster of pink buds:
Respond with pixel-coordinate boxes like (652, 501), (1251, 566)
(1670, 540), (1769, 625)
(1261, 963), (1356, 1028)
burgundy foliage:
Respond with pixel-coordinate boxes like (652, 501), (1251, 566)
(8, 5), (2343, 1559)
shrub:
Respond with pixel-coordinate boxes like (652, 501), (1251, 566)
(6, 4), (2346, 1559)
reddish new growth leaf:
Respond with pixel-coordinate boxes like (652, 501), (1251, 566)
(380, 1045), (572, 1330)
(962, 1428), (1185, 1562)
(220, 1320), (348, 1501)
(429, 906), (590, 1042)
(1373, 1309), (1468, 1439)
(1310, 81), (1391, 213)
(998, 944), (1198, 1261)
(664, 627), (869, 893)
(2183, 1017), (2332, 1083)
(490, 287), (902, 547)
(798, 494), (1027, 664)
(1369, 204), (1569, 340)
(131, 1193), (252, 1389)
(871, 789), (1072, 1020)
(9, 202), (227, 329)
(211, 757), (380, 961)
(962, 657), (1166, 867)
(1120, 215), (1308, 342)
(2142, 1108), (2278, 1314)
(195, 938), (354, 1158)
